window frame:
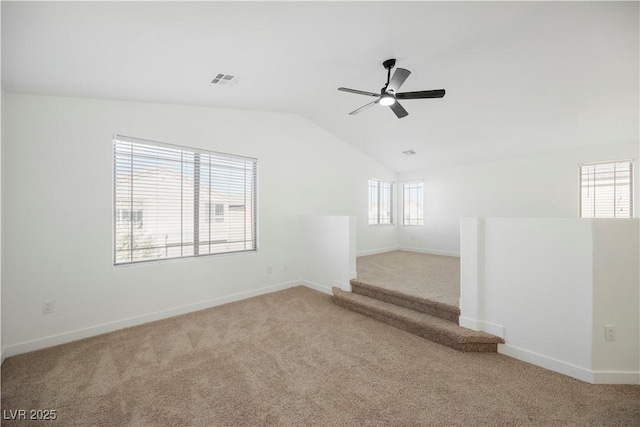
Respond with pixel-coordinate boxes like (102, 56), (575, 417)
(113, 135), (258, 266)
(402, 181), (424, 226)
(579, 159), (634, 219)
(368, 178), (395, 226)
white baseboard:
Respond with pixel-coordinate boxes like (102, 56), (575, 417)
(331, 279), (351, 292)
(458, 317), (504, 339)
(459, 316), (479, 331)
(300, 280), (333, 295)
(398, 246), (460, 257)
(356, 246), (399, 257)
(500, 344), (640, 384)
(499, 343), (595, 383)
(480, 321), (504, 339)
(1, 280), (300, 362)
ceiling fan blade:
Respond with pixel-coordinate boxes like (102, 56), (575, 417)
(387, 68), (411, 92)
(397, 89), (446, 100)
(349, 99), (379, 115)
(389, 101), (409, 119)
(338, 87), (380, 97)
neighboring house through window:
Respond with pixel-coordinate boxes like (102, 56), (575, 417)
(116, 207), (144, 228)
(206, 203), (225, 223)
(368, 178), (394, 225)
(113, 135), (257, 265)
(580, 160), (633, 218)
(402, 181), (424, 226)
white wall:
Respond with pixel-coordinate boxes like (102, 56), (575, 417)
(0, 14), (3, 360)
(301, 215), (356, 294)
(460, 217), (639, 384)
(591, 220), (640, 382)
(398, 144), (639, 255)
(483, 219), (594, 380)
(1, 93), (396, 357)
(1, 9), (3, 361)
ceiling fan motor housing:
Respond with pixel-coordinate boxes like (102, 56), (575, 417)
(383, 58), (396, 70)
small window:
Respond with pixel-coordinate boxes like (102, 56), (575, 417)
(207, 203), (225, 223)
(368, 178), (394, 225)
(580, 160), (633, 218)
(402, 182), (424, 226)
(113, 135), (257, 265)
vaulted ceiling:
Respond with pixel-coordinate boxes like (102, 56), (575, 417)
(2, 1), (638, 172)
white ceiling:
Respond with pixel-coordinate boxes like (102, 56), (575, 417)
(2, 1), (638, 172)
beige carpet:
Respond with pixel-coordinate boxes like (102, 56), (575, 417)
(357, 250), (460, 307)
(2, 286), (639, 426)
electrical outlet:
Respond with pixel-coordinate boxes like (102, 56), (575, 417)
(42, 301), (55, 315)
(604, 325), (616, 341)
(283, 264), (288, 272)
(267, 266), (272, 274)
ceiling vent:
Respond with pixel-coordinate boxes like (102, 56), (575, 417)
(211, 73), (239, 86)
(402, 149), (417, 156)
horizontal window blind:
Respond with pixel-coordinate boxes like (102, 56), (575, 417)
(580, 160), (633, 218)
(403, 182), (424, 226)
(368, 178), (394, 225)
(114, 136), (257, 265)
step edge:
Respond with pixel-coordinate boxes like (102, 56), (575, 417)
(334, 294), (500, 352)
(334, 289), (503, 344)
(353, 284), (459, 324)
(350, 279), (461, 316)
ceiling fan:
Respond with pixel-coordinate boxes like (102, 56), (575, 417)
(338, 58), (445, 119)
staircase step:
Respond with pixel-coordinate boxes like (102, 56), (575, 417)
(333, 288), (504, 352)
(351, 279), (460, 323)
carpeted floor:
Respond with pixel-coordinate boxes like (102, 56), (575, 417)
(2, 286), (639, 426)
(357, 250), (460, 307)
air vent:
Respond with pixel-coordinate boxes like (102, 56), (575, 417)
(211, 73), (239, 85)
(402, 150), (417, 156)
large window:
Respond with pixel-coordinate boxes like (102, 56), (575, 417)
(368, 178), (394, 225)
(114, 136), (257, 265)
(580, 160), (633, 218)
(402, 181), (424, 226)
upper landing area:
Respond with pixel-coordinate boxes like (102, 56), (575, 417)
(355, 250), (460, 309)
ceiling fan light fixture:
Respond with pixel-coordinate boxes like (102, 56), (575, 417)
(379, 93), (396, 106)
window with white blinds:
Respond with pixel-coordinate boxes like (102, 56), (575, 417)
(113, 136), (257, 265)
(580, 160), (633, 218)
(402, 181), (424, 226)
(368, 178), (394, 225)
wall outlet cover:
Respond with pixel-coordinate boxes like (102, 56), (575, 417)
(604, 325), (616, 341)
(42, 301), (55, 314)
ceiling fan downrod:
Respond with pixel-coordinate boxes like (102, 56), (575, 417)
(383, 58), (396, 88)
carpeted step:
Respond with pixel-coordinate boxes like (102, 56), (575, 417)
(350, 279), (460, 324)
(333, 288), (504, 352)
